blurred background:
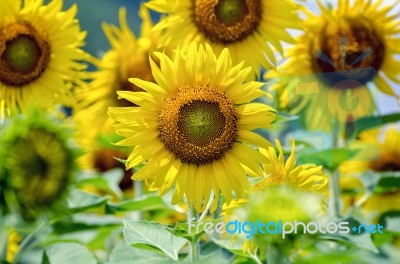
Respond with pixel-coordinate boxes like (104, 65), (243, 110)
(59, 0), (400, 117)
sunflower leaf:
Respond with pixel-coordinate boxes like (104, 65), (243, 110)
(351, 113), (400, 138)
(67, 189), (109, 212)
(108, 241), (176, 264)
(297, 148), (359, 171)
(123, 220), (188, 261)
(42, 242), (97, 264)
(105, 194), (166, 213)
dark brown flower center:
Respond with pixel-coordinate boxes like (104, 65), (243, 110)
(310, 17), (385, 88)
(116, 54), (154, 107)
(92, 148), (133, 190)
(158, 85), (238, 165)
(193, 0), (262, 44)
(0, 21), (50, 87)
(370, 154), (400, 172)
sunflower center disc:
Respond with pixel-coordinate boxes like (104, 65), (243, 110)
(194, 0), (262, 44)
(0, 21), (50, 87)
(117, 55), (153, 107)
(310, 18), (385, 88)
(178, 101), (226, 146)
(159, 86), (238, 165)
(8, 129), (70, 208)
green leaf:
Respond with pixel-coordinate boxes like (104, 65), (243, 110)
(166, 219), (220, 242)
(108, 241), (176, 264)
(76, 169), (124, 199)
(123, 220), (188, 261)
(67, 189), (108, 212)
(320, 233), (378, 253)
(213, 238), (249, 258)
(196, 242), (232, 264)
(106, 194), (166, 213)
(352, 113), (400, 137)
(42, 242), (97, 264)
(272, 113), (299, 124)
(298, 148), (359, 171)
(374, 172), (400, 193)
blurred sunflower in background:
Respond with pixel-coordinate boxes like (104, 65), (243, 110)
(0, 0), (88, 118)
(253, 138), (328, 191)
(235, 187), (323, 256)
(267, 0), (400, 131)
(74, 6), (157, 149)
(108, 42), (277, 212)
(341, 128), (400, 174)
(0, 111), (76, 220)
(340, 128), (400, 216)
(146, 0), (301, 79)
(73, 6), (160, 190)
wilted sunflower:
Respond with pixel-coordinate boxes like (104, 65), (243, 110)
(267, 0), (400, 131)
(108, 42), (277, 212)
(74, 6), (157, 149)
(0, 0), (87, 118)
(146, 0), (301, 78)
(253, 139), (328, 191)
(0, 111), (76, 219)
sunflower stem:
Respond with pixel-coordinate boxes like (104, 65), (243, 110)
(330, 119), (342, 219)
(0, 214), (7, 262)
(12, 218), (47, 264)
(188, 203), (199, 263)
(134, 175), (144, 220)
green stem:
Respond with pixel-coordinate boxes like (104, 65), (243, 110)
(134, 175), (144, 220)
(330, 170), (341, 219)
(0, 214), (7, 262)
(12, 218), (47, 264)
(188, 204), (199, 263)
(330, 118), (342, 219)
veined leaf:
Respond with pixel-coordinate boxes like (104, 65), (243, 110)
(123, 220), (188, 261)
(42, 243), (97, 264)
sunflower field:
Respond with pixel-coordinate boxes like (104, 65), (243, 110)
(1, 0), (400, 263)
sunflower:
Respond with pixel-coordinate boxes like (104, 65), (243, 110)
(108, 42), (277, 212)
(146, 0), (301, 79)
(340, 128), (400, 174)
(234, 186), (323, 257)
(340, 128), (400, 215)
(253, 138), (328, 191)
(74, 6), (157, 149)
(267, 0), (400, 131)
(0, 0), (87, 118)
(0, 111), (76, 219)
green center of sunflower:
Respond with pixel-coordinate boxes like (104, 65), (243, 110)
(6, 128), (72, 209)
(0, 21), (50, 87)
(310, 17), (385, 88)
(178, 101), (226, 146)
(194, 0), (262, 44)
(4, 36), (40, 72)
(215, 0), (248, 26)
(159, 85), (238, 165)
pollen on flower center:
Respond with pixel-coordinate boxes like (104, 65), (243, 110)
(193, 0), (262, 44)
(310, 17), (385, 87)
(0, 21), (50, 87)
(178, 101), (226, 146)
(158, 85), (238, 165)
